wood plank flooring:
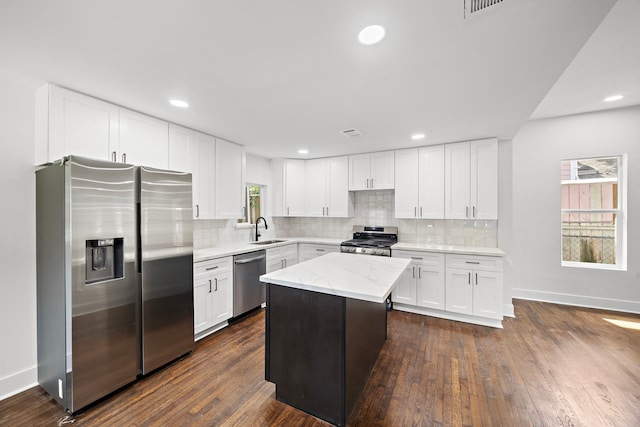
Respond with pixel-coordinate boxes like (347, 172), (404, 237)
(1, 299), (639, 426)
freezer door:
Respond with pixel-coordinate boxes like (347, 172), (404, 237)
(68, 156), (138, 412)
(138, 166), (194, 374)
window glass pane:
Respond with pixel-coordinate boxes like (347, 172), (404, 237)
(248, 185), (261, 223)
(562, 213), (617, 265)
(560, 157), (618, 181)
(561, 182), (618, 211)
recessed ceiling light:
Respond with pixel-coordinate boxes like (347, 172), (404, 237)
(411, 133), (426, 140)
(358, 25), (386, 45)
(604, 95), (623, 102)
(298, 149), (309, 155)
(169, 99), (189, 108)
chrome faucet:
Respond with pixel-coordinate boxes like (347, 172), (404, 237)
(255, 216), (268, 242)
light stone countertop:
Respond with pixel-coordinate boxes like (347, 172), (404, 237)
(193, 237), (343, 262)
(391, 242), (505, 257)
(194, 237), (505, 263)
(259, 252), (411, 304)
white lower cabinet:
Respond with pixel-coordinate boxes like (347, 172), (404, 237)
(392, 251), (445, 310)
(392, 250), (503, 327)
(193, 257), (233, 340)
(298, 243), (340, 262)
(266, 244), (298, 273)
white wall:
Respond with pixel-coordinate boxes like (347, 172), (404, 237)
(0, 70), (43, 399)
(511, 106), (640, 312)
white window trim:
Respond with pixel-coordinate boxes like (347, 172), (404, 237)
(560, 154), (627, 271)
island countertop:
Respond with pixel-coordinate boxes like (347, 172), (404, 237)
(259, 252), (411, 304)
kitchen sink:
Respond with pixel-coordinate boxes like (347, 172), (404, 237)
(251, 239), (287, 245)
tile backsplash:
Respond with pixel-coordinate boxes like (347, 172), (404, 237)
(194, 190), (497, 249)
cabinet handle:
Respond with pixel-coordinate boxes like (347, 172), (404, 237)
(208, 279), (212, 293)
(214, 278), (218, 292)
(420, 207), (423, 217)
(411, 256), (423, 260)
(412, 266), (416, 278)
(473, 206), (476, 218)
(326, 207), (329, 216)
(122, 153), (126, 163)
(196, 204), (200, 218)
(316, 248), (325, 252)
(205, 265), (218, 271)
(371, 178), (374, 188)
(366, 179), (369, 189)
(465, 261), (480, 265)
(111, 151), (117, 162)
(418, 267), (421, 279)
(287, 207), (290, 216)
(466, 206), (469, 218)
(414, 207), (417, 217)
(468, 272), (471, 285)
(475, 273), (478, 285)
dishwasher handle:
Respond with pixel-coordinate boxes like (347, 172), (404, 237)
(234, 254), (266, 265)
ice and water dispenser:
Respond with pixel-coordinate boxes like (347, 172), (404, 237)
(85, 238), (124, 284)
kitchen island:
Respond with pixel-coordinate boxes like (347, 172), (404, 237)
(260, 252), (410, 426)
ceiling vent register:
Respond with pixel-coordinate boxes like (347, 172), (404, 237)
(465, 0), (504, 18)
(340, 128), (363, 138)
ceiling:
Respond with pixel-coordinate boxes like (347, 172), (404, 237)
(1, 0), (634, 160)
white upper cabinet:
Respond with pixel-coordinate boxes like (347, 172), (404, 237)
(394, 145), (444, 219)
(305, 158), (326, 217)
(348, 151), (394, 190)
(215, 139), (244, 219)
(272, 159), (305, 216)
(304, 156), (353, 217)
(117, 108), (169, 169)
(445, 138), (498, 220)
(35, 84), (119, 164)
(169, 124), (215, 219)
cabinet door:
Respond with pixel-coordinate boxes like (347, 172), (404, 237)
(118, 108), (169, 168)
(211, 271), (233, 323)
(419, 145), (445, 219)
(444, 142), (470, 219)
(194, 132), (215, 219)
(46, 85), (119, 163)
(392, 264), (417, 305)
(370, 151), (395, 189)
(193, 275), (213, 334)
(282, 244), (298, 268)
(327, 156), (352, 217)
(305, 158), (327, 217)
(266, 248), (283, 273)
(348, 153), (371, 190)
(470, 139), (498, 220)
(285, 160), (306, 216)
(394, 148), (419, 218)
(215, 139), (243, 219)
(416, 264), (445, 310)
(473, 270), (503, 320)
(445, 268), (473, 315)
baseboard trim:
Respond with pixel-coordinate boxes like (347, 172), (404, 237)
(503, 302), (515, 318)
(0, 366), (37, 402)
(512, 288), (640, 314)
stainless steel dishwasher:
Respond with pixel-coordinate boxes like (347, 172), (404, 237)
(233, 250), (267, 318)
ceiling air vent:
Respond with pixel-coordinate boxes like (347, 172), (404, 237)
(464, 0), (504, 19)
(340, 128), (363, 138)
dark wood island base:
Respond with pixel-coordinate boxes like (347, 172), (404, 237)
(265, 283), (387, 426)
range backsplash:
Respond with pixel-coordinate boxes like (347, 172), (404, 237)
(194, 190), (497, 249)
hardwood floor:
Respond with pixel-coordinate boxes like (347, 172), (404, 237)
(2, 299), (639, 426)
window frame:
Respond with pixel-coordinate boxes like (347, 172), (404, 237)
(236, 183), (266, 227)
(560, 154), (627, 271)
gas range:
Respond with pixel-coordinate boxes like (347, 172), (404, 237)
(340, 225), (398, 257)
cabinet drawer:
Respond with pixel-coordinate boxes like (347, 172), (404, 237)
(392, 250), (444, 266)
(445, 254), (502, 271)
(194, 256), (232, 277)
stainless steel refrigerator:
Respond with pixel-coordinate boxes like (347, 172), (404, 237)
(36, 156), (194, 413)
